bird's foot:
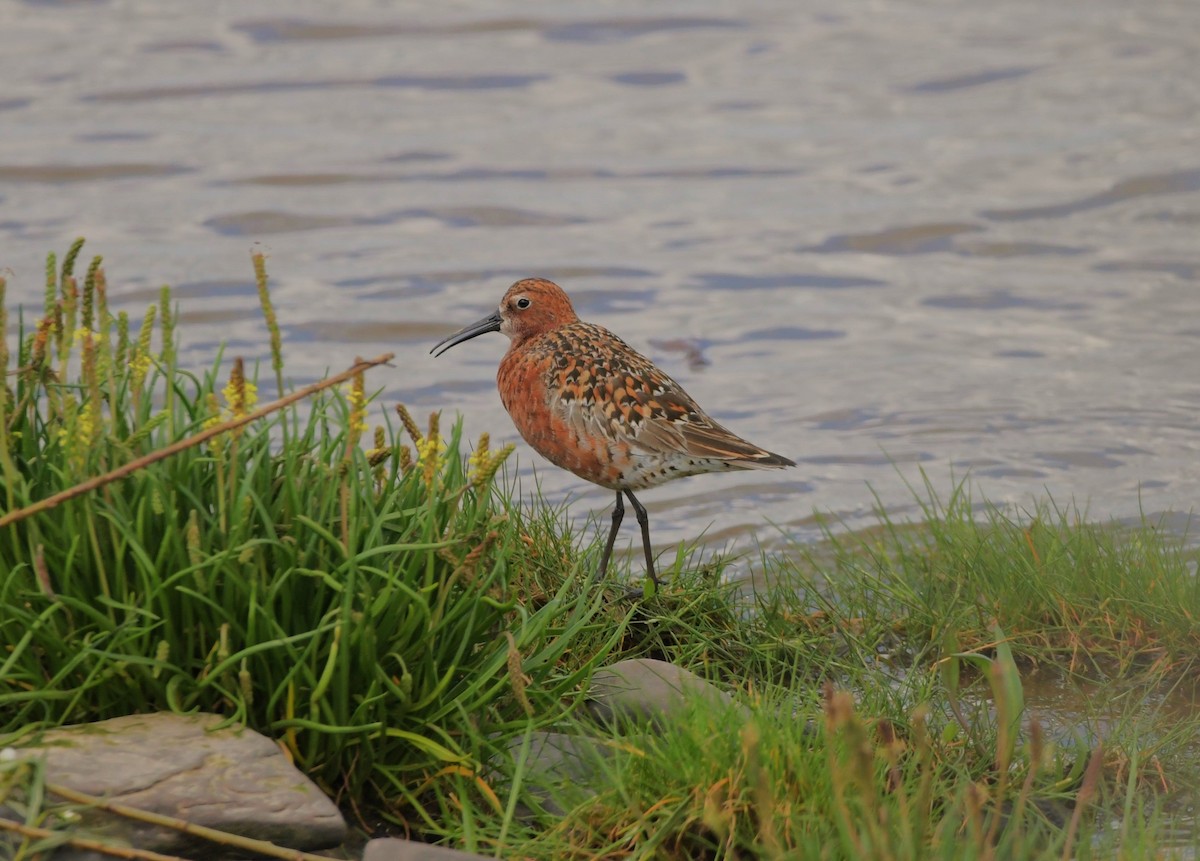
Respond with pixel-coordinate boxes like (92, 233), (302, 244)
(620, 574), (661, 601)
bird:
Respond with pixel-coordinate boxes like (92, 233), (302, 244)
(431, 278), (794, 591)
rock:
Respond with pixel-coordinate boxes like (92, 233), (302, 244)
(481, 662), (744, 826)
(493, 730), (614, 817)
(363, 838), (497, 861)
(586, 658), (738, 729)
(11, 711), (345, 858)
(504, 730), (612, 785)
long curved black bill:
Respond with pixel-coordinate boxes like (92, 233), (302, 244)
(430, 310), (503, 357)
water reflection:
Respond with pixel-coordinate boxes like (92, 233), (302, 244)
(86, 74), (550, 103)
(807, 223), (983, 255)
(232, 16), (745, 45)
(981, 169), (1200, 222)
(0, 163), (190, 182)
(907, 66), (1039, 94)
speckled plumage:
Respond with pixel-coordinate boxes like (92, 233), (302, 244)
(498, 319), (792, 490)
(432, 278), (794, 589)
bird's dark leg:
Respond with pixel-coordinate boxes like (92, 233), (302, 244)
(624, 490), (661, 588)
(595, 491), (624, 580)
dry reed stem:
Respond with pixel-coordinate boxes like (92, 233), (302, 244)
(1061, 745), (1104, 861)
(45, 782), (334, 861)
(0, 352), (394, 529)
(0, 815), (187, 861)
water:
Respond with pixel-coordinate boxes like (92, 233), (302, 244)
(3, 0), (1199, 558)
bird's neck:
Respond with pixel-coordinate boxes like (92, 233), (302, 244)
(505, 321), (576, 354)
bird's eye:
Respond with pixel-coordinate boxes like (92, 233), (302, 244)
(516, 297), (531, 309)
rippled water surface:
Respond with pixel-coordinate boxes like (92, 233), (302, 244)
(4, 0), (1200, 558)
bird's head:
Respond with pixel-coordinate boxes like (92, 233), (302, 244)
(431, 278), (580, 356)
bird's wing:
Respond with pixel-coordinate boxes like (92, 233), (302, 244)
(545, 322), (792, 467)
(599, 338), (795, 467)
(634, 387), (793, 465)
(543, 323), (684, 448)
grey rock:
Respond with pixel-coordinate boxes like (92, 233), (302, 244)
(503, 730), (612, 785)
(13, 711), (345, 858)
(586, 658), (737, 729)
(363, 838), (496, 861)
(495, 730), (614, 817)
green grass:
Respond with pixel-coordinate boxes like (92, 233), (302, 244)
(3, 243), (1200, 859)
(465, 493), (1200, 860)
